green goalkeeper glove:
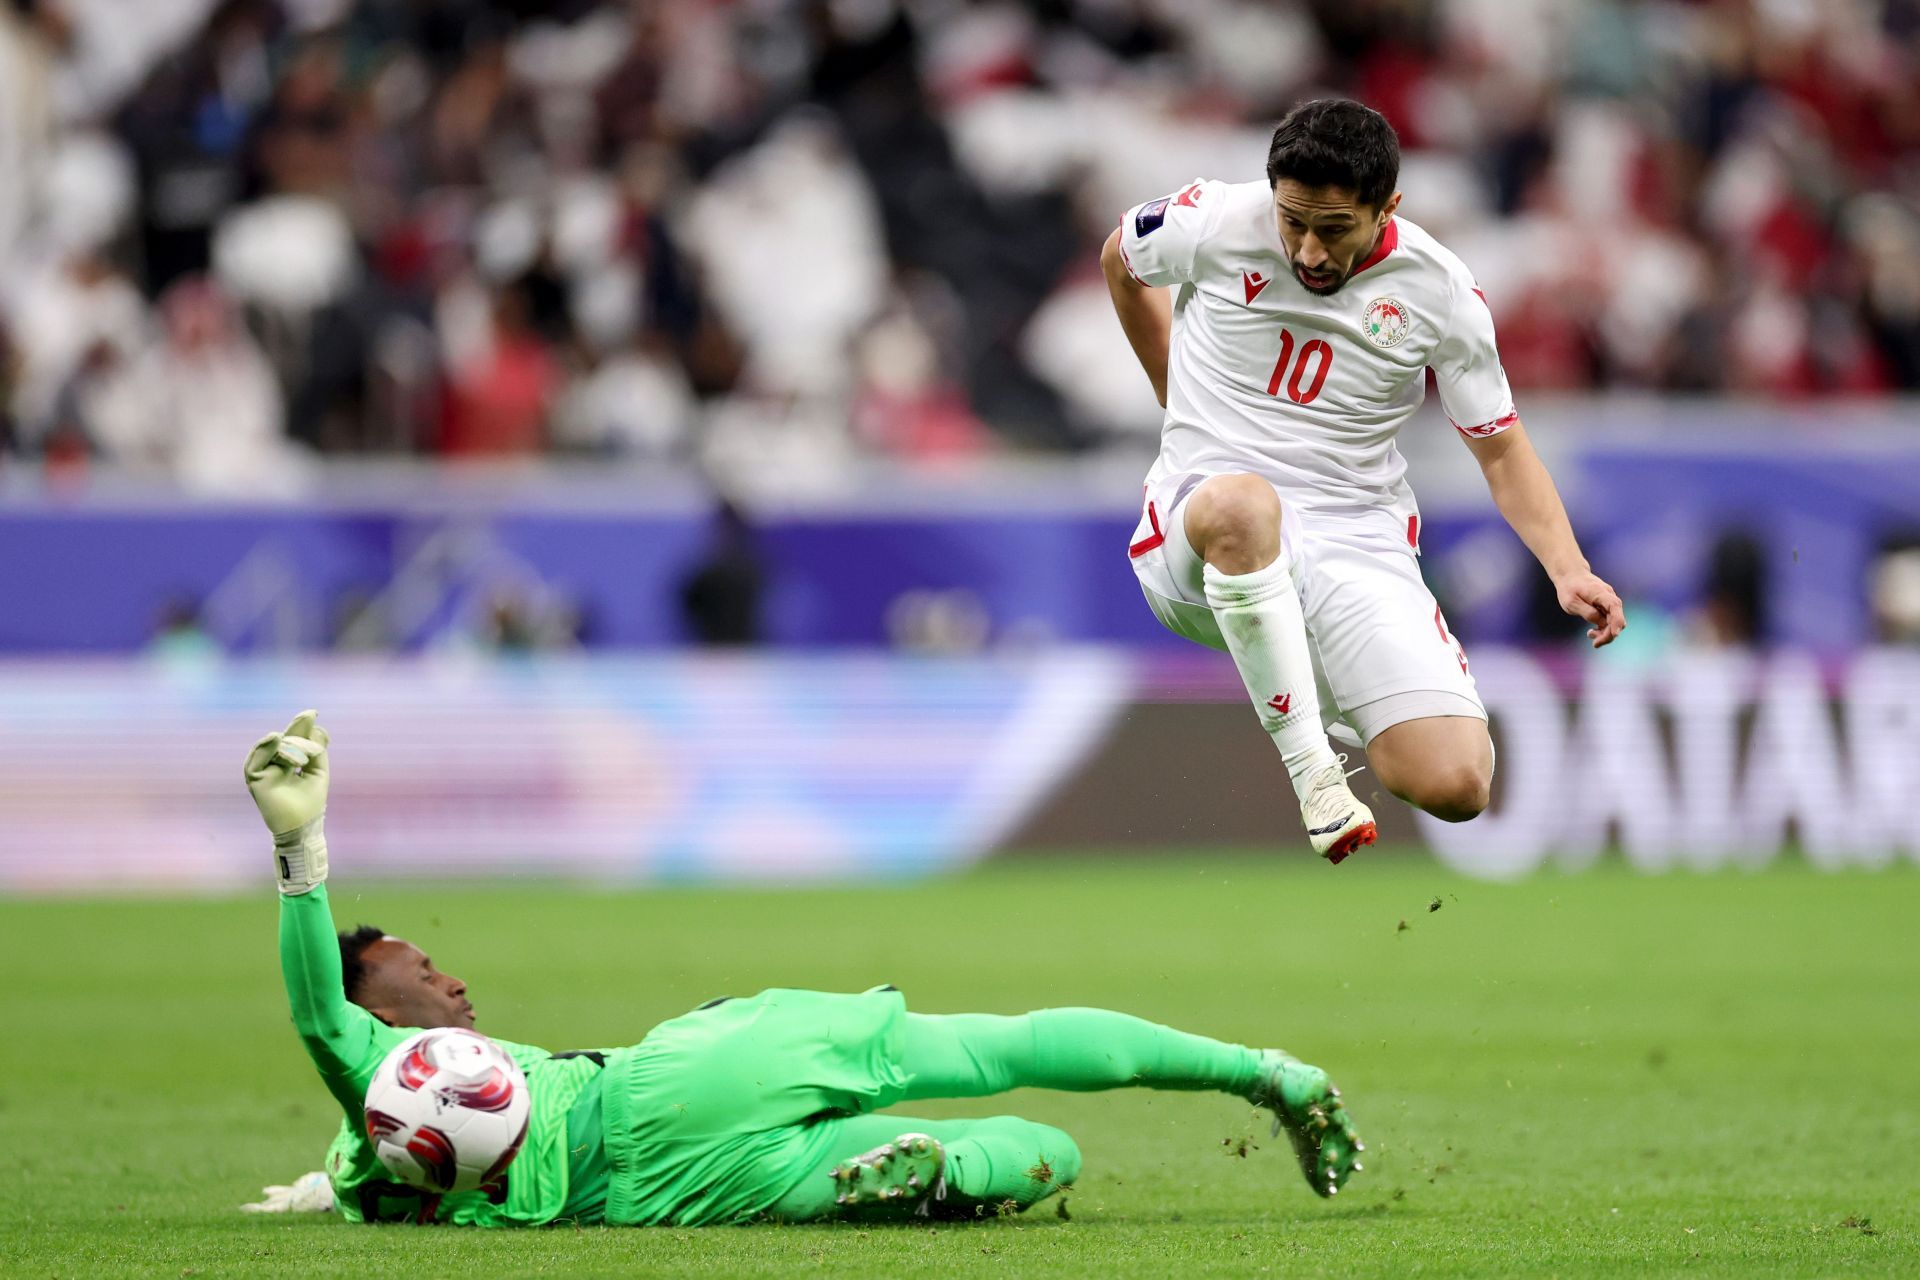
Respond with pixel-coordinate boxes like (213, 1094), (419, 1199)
(243, 709), (331, 895)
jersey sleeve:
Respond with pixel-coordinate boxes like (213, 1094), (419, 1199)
(1430, 279), (1517, 438)
(1117, 178), (1226, 288)
(280, 884), (405, 1117)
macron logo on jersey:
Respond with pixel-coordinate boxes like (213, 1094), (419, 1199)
(1243, 270), (1271, 304)
(1175, 183), (1204, 208)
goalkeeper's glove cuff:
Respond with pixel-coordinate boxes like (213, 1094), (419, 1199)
(273, 815), (329, 895)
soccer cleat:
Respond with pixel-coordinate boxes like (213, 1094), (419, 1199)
(827, 1133), (948, 1215)
(1301, 758), (1376, 864)
(1249, 1052), (1365, 1199)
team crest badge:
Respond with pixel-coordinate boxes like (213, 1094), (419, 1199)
(1362, 296), (1412, 349)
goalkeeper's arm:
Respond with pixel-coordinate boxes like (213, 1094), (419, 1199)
(245, 711), (390, 1108)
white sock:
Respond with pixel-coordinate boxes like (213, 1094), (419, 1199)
(1204, 554), (1338, 801)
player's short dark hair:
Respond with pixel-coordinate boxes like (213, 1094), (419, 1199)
(338, 925), (387, 1005)
(1265, 99), (1401, 211)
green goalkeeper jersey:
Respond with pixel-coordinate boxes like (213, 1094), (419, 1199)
(284, 889), (934, 1227)
(281, 887), (608, 1225)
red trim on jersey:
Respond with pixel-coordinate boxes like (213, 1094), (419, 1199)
(1350, 218), (1399, 279)
(1452, 411), (1519, 439)
(1128, 500), (1166, 558)
(1435, 605), (1469, 674)
(1407, 514), (1419, 549)
(1115, 228), (1148, 285)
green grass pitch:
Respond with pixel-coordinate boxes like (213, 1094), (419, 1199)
(4, 855), (1916, 1278)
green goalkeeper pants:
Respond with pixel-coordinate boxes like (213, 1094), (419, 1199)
(767, 1007), (1264, 1221)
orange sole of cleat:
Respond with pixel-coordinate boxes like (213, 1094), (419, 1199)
(1323, 822), (1378, 865)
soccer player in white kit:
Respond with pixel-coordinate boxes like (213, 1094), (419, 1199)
(1102, 99), (1625, 862)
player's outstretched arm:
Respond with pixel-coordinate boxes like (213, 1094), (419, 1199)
(244, 711), (389, 1103)
(1102, 226), (1172, 407)
(1465, 422), (1626, 648)
(244, 709), (331, 894)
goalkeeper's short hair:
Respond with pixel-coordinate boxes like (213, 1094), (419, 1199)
(337, 924), (386, 1006)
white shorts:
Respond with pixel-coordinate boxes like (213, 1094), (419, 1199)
(1127, 471), (1486, 747)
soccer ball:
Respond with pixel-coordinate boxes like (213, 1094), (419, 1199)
(362, 1028), (530, 1193)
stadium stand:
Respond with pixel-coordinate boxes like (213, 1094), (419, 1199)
(2, 0), (1918, 499)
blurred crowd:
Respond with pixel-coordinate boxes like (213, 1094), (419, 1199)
(3, 0), (1919, 495)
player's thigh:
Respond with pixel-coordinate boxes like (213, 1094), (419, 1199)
(1130, 477), (1222, 649)
(1300, 531), (1485, 743)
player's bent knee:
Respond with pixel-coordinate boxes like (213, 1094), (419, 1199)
(1186, 475), (1283, 570)
(981, 1116), (1081, 1195)
(1188, 475), (1282, 538)
(1015, 1121), (1081, 1195)
(1414, 763), (1492, 823)
(1037, 1123), (1082, 1187)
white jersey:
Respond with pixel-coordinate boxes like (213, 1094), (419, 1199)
(1119, 179), (1515, 520)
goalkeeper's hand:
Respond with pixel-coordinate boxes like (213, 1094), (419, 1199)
(243, 709), (331, 895)
(240, 1170), (334, 1214)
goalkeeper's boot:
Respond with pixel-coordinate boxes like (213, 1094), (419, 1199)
(1249, 1051), (1364, 1198)
(1301, 757), (1376, 864)
(828, 1133), (948, 1215)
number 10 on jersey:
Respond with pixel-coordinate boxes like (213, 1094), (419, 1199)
(1266, 329), (1332, 404)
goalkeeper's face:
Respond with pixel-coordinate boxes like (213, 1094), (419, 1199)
(356, 937), (476, 1030)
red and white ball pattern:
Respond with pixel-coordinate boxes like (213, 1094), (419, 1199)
(362, 1028), (530, 1193)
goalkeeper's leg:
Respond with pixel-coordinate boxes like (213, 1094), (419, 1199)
(898, 1008), (1363, 1198)
(898, 1008), (1264, 1099)
(766, 1114), (1080, 1222)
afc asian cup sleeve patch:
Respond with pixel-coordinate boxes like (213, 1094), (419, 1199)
(1134, 197), (1171, 238)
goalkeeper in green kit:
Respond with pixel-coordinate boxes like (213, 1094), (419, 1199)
(248, 710), (1364, 1226)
